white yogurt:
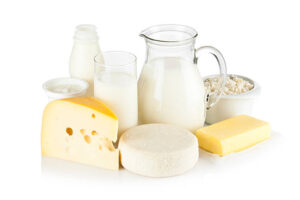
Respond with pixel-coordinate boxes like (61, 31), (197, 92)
(43, 77), (89, 101)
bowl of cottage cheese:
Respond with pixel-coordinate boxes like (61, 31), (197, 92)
(204, 74), (261, 124)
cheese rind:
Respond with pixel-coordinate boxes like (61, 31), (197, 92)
(196, 115), (270, 156)
(41, 97), (119, 170)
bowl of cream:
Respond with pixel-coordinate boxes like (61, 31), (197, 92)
(43, 77), (89, 101)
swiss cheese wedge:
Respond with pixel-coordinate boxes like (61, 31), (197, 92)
(41, 97), (119, 170)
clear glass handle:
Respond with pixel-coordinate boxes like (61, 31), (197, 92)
(195, 46), (227, 110)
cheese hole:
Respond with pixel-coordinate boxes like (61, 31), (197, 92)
(80, 129), (85, 135)
(98, 145), (102, 150)
(84, 135), (91, 144)
(107, 145), (114, 152)
(91, 130), (98, 135)
(92, 113), (96, 119)
(66, 128), (73, 136)
(105, 142), (115, 152)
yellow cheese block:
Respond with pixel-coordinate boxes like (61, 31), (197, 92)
(41, 97), (119, 170)
(196, 115), (270, 156)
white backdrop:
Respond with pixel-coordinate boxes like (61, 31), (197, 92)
(0, 0), (299, 199)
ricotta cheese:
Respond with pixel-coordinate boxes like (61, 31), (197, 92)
(119, 124), (199, 177)
(205, 75), (254, 95)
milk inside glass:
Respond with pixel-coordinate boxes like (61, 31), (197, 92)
(138, 57), (206, 132)
(94, 52), (138, 136)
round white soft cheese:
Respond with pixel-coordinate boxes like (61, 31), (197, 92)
(119, 124), (199, 177)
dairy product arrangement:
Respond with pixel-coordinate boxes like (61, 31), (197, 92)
(41, 24), (271, 178)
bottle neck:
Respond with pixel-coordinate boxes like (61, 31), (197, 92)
(73, 24), (99, 42)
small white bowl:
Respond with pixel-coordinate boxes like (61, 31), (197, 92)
(42, 77), (89, 101)
(204, 74), (261, 124)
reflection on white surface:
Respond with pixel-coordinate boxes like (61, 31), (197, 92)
(41, 131), (282, 181)
(41, 157), (141, 182)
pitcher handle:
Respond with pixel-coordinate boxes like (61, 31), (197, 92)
(195, 46), (227, 110)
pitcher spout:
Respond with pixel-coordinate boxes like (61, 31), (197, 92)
(139, 32), (147, 39)
(139, 27), (152, 40)
(139, 24), (198, 44)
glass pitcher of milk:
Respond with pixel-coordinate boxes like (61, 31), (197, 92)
(69, 24), (102, 96)
(138, 24), (227, 132)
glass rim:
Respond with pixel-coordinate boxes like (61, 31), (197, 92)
(94, 51), (137, 68)
(140, 24), (198, 43)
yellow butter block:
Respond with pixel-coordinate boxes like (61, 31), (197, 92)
(41, 97), (119, 170)
(196, 115), (270, 156)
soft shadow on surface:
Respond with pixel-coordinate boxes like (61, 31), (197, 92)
(41, 157), (148, 182)
(42, 130), (282, 181)
(42, 157), (120, 180)
(189, 130), (283, 179)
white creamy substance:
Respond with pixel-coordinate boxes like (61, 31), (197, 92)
(49, 84), (83, 93)
(43, 78), (89, 101)
(94, 72), (138, 136)
(138, 57), (206, 132)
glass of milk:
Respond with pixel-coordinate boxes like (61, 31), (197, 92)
(94, 51), (138, 137)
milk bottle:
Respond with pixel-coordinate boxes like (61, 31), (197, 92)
(69, 24), (102, 96)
